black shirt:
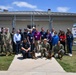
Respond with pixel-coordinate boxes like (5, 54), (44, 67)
(21, 42), (30, 49)
(28, 33), (34, 43)
(23, 32), (28, 40)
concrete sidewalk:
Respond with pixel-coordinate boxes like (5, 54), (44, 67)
(0, 53), (76, 75)
(8, 54), (65, 73)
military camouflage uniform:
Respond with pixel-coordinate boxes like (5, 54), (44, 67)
(4, 32), (12, 55)
(53, 44), (65, 58)
(40, 42), (50, 57)
(0, 32), (5, 53)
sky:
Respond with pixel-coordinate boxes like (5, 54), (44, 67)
(0, 0), (76, 13)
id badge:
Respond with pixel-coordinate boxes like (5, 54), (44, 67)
(31, 37), (33, 39)
(42, 35), (43, 37)
(35, 36), (37, 38)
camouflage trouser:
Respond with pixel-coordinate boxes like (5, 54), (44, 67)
(54, 49), (65, 58)
(40, 48), (49, 57)
(4, 43), (12, 54)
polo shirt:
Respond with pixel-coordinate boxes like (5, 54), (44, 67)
(21, 42), (30, 49)
(40, 31), (46, 40)
(46, 33), (52, 42)
(34, 32), (41, 40)
(28, 33), (34, 43)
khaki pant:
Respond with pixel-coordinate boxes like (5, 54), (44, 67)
(4, 43), (12, 54)
(41, 48), (48, 57)
(35, 40), (41, 52)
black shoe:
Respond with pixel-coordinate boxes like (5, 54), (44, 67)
(16, 53), (18, 55)
(23, 57), (26, 59)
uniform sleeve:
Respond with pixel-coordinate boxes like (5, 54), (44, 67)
(61, 44), (64, 50)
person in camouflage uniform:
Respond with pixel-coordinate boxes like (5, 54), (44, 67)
(4, 28), (12, 56)
(52, 41), (65, 60)
(40, 39), (50, 58)
(0, 27), (5, 54)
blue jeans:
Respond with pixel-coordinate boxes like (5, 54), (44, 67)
(68, 43), (72, 54)
(16, 41), (21, 54)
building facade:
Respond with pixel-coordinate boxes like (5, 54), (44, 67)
(0, 11), (76, 32)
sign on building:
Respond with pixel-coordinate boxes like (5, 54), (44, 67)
(72, 24), (76, 38)
(72, 28), (76, 38)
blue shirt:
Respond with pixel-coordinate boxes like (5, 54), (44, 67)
(52, 35), (59, 46)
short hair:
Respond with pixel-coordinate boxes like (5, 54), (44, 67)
(1, 27), (3, 29)
(54, 31), (57, 34)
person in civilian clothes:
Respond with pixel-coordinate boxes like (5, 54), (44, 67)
(51, 28), (55, 37)
(32, 27), (36, 36)
(46, 29), (52, 50)
(52, 31), (59, 46)
(66, 31), (74, 56)
(58, 29), (62, 37)
(14, 30), (21, 54)
(40, 27), (46, 42)
(21, 38), (31, 59)
(66, 28), (71, 54)
(19, 29), (23, 41)
(11, 28), (16, 53)
(34, 28), (41, 52)
(23, 29), (28, 40)
(59, 31), (66, 54)
(27, 29), (36, 59)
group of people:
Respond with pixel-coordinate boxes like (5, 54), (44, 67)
(0, 27), (74, 59)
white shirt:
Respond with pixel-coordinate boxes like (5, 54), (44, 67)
(13, 33), (21, 44)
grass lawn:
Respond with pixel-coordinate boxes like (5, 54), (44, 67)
(0, 55), (14, 70)
(57, 50), (76, 72)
